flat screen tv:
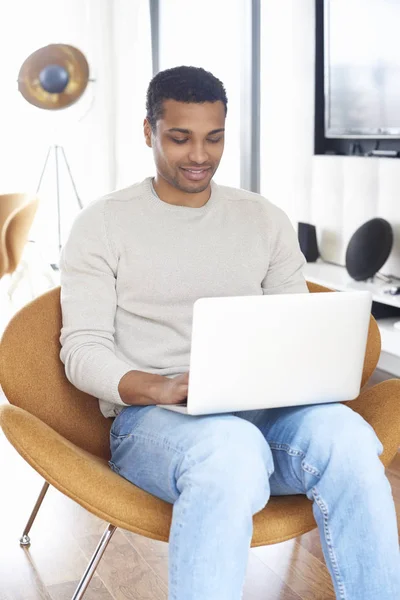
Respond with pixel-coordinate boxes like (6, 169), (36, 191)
(324, 0), (400, 139)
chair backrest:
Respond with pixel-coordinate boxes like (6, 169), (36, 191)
(0, 287), (112, 460)
(0, 283), (381, 461)
(1, 194), (40, 274)
(0, 194), (28, 231)
(0, 195), (26, 276)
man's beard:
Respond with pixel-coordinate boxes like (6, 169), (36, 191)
(169, 166), (216, 194)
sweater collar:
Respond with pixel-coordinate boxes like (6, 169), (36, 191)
(145, 176), (218, 213)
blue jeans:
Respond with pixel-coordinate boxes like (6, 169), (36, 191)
(109, 402), (400, 600)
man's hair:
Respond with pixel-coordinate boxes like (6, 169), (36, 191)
(146, 66), (228, 130)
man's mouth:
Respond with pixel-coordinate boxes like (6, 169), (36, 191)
(180, 167), (211, 181)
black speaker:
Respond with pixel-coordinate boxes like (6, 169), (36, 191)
(345, 218), (393, 281)
(298, 222), (319, 262)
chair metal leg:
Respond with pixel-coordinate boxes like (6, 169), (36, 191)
(19, 481), (50, 546)
(72, 524), (117, 600)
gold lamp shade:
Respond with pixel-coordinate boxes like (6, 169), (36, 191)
(18, 44), (90, 110)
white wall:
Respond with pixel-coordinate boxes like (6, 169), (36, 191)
(113, 0), (154, 188)
(260, 0), (400, 279)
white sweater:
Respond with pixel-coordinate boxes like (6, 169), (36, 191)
(59, 177), (308, 418)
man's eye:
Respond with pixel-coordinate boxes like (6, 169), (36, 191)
(172, 138), (188, 144)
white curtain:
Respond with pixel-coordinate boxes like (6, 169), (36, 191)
(113, 0), (154, 188)
(0, 0), (153, 263)
(158, 0), (247, 189)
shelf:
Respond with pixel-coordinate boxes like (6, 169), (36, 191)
(303, 261), (400, 309)
(378, 318), (400, 356)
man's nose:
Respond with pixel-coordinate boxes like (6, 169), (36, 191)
(188, 143), (209, 164)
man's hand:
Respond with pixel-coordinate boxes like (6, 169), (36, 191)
(156, 372), (189, 405)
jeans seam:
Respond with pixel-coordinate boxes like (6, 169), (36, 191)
(312, 487), (348, 600)
(170, 480), (194, 599)
(268, 441), (321, 484)
(268, 441), (347, 598)
(108, 460), (120, 474)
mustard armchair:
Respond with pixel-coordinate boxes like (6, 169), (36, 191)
(1, 283), (399, 600)
(0, 193), (39, 279)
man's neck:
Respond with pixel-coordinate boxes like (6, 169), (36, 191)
(153, 175), (211, 208)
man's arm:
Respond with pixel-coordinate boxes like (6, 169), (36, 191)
(60, 199), (190, 409)
(59, 199), (137, 407)
(261, 205), (309, 295)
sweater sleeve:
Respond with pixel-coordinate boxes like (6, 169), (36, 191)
(59, 199), (132, 407)
(261, 205), (309, 295)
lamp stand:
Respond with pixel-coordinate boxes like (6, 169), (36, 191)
(36, 144), (83, 264)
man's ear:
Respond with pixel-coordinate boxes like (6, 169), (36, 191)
(143, 118), (153, 148)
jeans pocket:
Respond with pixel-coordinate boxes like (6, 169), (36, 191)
(110, 405), (155, 439)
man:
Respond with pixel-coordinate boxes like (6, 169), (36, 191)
(59, 66), (400, 600)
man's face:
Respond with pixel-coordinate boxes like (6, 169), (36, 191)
(144, 99), (225, 194)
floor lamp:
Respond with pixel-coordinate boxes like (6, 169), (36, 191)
(36, 144), (83, 258)
(17, 43), (91, 265)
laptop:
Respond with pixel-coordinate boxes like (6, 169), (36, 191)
(157, 291), (372, 416)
